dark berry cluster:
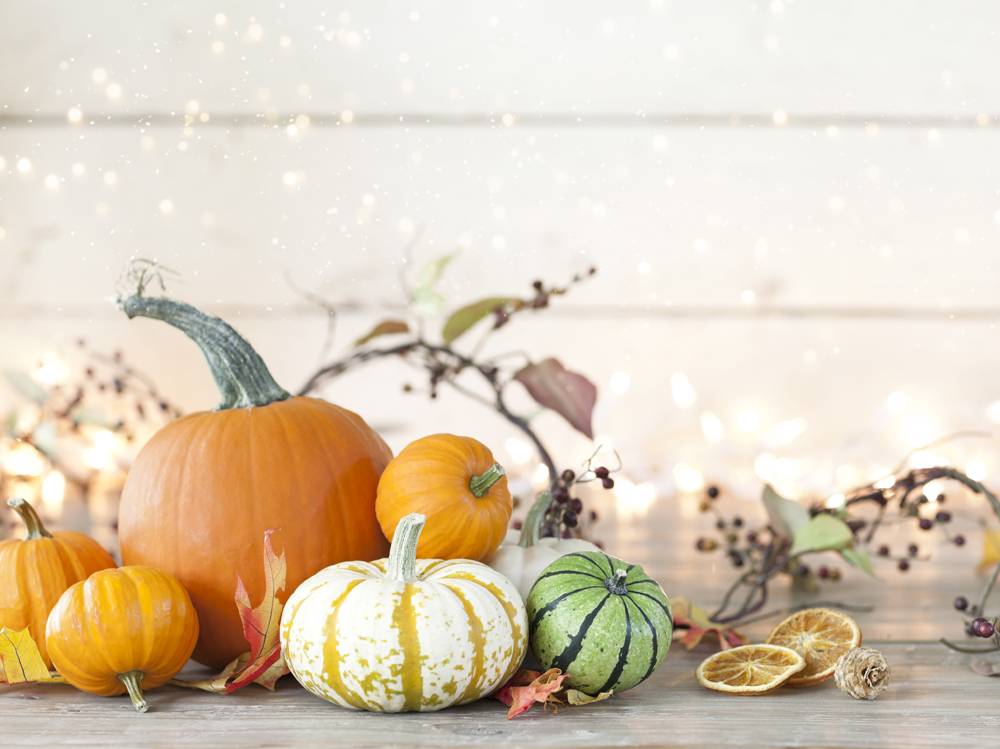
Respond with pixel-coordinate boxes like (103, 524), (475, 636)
(541, 459), (615, 539)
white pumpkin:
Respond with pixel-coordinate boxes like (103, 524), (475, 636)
(486, 492), (600, 601)
(280, 513), (527, 712)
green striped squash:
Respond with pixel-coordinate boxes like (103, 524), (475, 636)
(526, 551), (672, 695)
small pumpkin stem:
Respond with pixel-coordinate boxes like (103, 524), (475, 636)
(117, 296), (291, 412)
(386, 513), (426, 583)
(518, 492), (552, 549)
(118, 670), (149, 713)
(606, 568), (629, 595)
(7, 498), (52, 541)
(469, 463), (505, 498)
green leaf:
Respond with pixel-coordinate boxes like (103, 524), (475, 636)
(789, 514), (854, 557)
(762, 484), (810, 539)
(412, 253), (457, 318)
(840, 548), (877, 578)
(354, 320), (410, 347)
(4, 371), (49, 406)
(31, 420), (57, 458)
(72, 408), (113, 428)
(442, 297), (517, 344)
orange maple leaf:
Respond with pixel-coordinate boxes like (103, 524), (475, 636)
(170, 530), (289, 693)
(670, 596), (750, 651)
(494, 669), (573, 719)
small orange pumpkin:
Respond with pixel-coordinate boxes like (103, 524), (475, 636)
(375, 434), (512, 561)
(46, 565), (199, 712)
(0, 497), (116, 668)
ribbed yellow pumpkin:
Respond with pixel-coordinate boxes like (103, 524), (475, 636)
(281, 513), (527, 712)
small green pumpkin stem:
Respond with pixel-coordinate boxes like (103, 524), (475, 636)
(386, 513), (426, 583)
(118, 670), (148, 713)
(469, 463), (505, 498)
(117, 296), (291, 411)
(606, 568), (629, 595)
(518, 491), (552, 548)
(8, 498), (52, 541)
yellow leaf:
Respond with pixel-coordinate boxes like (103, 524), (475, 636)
(978, 528), (1000, 573)
(565, 688), (613, 705)
(0, 627), (49, 684)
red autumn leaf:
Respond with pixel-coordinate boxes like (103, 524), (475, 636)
(492, 668), (570, 719)
(170, 530), (289, 693)
(671, 596), (750, 651)
(513, 358), (597, 439)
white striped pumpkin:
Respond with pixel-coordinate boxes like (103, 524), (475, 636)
(280, 513), (527, 712)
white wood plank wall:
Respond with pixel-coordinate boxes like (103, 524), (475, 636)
(1, 1), (999, 527)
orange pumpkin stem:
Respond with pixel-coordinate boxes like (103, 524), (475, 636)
(118, 670), (149, 713)
(468, 463), (505, 499)
(7, 497), (52, 541)
(117, 296), (291, 411)
(386, 513), (425, 583)
(518, 491), (552, 548)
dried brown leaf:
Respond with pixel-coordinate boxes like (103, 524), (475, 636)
(513, 358), (597, 438)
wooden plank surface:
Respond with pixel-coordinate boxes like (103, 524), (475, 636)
(2, 641), (994, 749)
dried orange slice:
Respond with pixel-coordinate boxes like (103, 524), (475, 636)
(765, 608), (861, 687)
(695, 644), (806, 694)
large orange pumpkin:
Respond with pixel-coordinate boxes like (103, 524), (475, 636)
(376, 434), (512, 561)
(0, 497), (116, 668)
(117, 296), (392, 669)
(46, 565), (199, 712)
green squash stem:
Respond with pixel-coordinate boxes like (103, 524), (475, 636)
(518, 491), (552, 549)
(7, 497), (52, 541)
(386, 513), (426, 583)
(118, 670), (149, 713)
(605, 568), (629, 595)
(117, 296), (291, 411)
(469, 463), (505, 498)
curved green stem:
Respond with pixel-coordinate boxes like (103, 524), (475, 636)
(8, 498), (52, 541)
(386, 513), (426, 583)
(519, 492), (552, 548)
(118, 296), (290, 411)
(118, 670), (148, 713)
(469, 464), (505, 498)
(939, 638), (999, 654)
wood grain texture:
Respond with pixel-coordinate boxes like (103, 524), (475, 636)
(1, 641), (995, 748)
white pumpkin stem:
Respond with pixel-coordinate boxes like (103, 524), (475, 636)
(606, 568), (629, 595)
(386, 513), (426, 583)
(8, 497), (52, 541)
(518, 491), (552, 548)
(469, 463), (505, 498)
(118, 670), (149, 713)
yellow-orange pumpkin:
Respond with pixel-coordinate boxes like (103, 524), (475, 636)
(0, 497), (116, 668)
(117, 296), (392, 669)
(46, 565), (199, 712)
(376, 434), (512, 561)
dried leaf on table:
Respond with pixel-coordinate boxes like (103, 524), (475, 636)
(564, 688), (613, 705)
(442, 297), (519, 344)
(978, 528), (1000, 573)
(0, 627), (61, 684)
(492, 668), (570, 719)
(170, 530), (289, 693)
(970, 658), (1000, 676)
(513, 358), (597, 439)
(354, 320), (410, 347)
(670, 596), (750, 650)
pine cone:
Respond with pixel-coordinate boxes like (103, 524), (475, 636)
(835, 646), (890, 700)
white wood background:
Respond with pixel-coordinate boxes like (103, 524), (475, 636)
(1, 0), (999, 517)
